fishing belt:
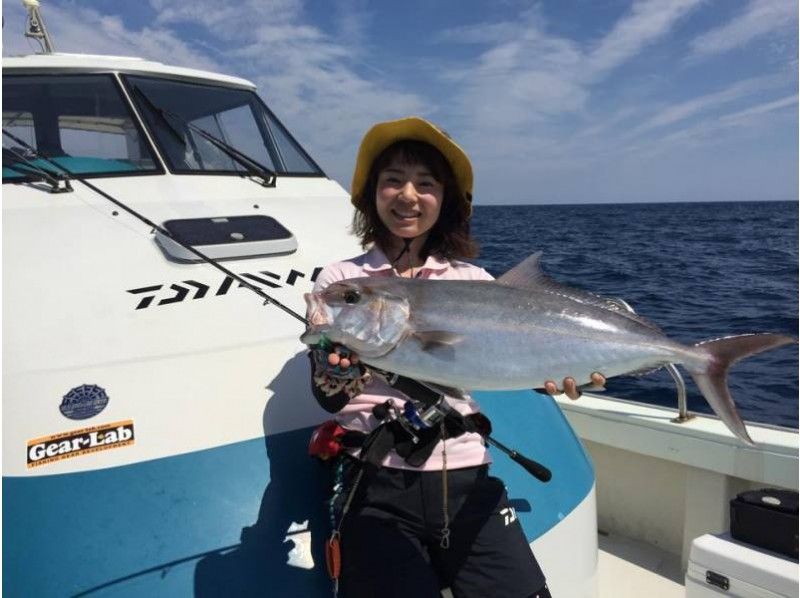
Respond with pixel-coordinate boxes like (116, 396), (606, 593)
(311, 373), (493, 597)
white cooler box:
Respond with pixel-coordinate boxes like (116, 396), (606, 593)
(686, 533), (799, 598)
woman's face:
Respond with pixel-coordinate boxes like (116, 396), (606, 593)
(375, 157), (444, 241)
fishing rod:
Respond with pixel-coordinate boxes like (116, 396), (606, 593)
(4, 130), (552, 481)
(2, 129), (308, 326)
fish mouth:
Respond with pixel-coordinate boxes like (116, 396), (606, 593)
(301, 293), (332, 345)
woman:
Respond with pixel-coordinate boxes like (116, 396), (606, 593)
(307, 116), (604, 598)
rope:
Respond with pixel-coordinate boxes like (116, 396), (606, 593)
(439, 420), (450, 549)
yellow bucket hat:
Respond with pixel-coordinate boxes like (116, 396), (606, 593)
(350, 116), (473, 212)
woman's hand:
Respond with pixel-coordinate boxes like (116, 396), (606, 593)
(326, 346), (360, 372)
(544, 372), (606, 400)
(311, 344), (369, 399)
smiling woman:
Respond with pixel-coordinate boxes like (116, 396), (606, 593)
(375, 156), (445, 260)
(351, 131), (479, 276)
(303, 116), (597, 598)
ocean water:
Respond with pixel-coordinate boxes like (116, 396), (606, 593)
(471, 201), (799, 429)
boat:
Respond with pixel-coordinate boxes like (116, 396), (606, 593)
(3, 3), (796, 596)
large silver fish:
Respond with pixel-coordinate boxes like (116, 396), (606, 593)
(302, 254), (795, 445)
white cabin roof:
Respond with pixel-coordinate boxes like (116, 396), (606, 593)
(2, 53), (256, 89)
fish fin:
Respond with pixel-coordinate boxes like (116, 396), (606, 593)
(625, 364), (665, 377)
(687, 333), (796, 446)
(495, 252), (550, 290)
(417, 380), (469, 400)
(412, 331), (464, 351)
(495, 252), (619, 307)
(580, 382), (607, 392)
(496, 253), (663, 333)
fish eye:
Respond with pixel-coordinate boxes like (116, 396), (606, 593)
(343, 289), (361, 304)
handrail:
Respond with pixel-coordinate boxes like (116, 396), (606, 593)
(611, 298), (694, 424)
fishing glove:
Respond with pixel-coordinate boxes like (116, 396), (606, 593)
(311, 343), (371, 399)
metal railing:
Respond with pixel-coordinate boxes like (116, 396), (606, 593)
(612, 298), (694, 424)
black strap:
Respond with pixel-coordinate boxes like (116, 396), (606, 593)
(358, 425), (398, 470)
(386, 374), (442, 407)
(349, 411), (491, 469)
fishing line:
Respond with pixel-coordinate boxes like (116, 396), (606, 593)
(59, 179), (162, 244)
(2, 129), (309, 326)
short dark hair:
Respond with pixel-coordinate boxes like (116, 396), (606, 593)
(351, 140), (478, 260)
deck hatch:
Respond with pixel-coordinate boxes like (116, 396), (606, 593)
(155, 214), (297, 261)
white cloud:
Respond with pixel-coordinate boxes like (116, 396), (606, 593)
(585, 0), (702, 78)
(628, 73), (787, 135)
(151, 0), (303, 33)
(636, 93), (797, 152)
(441, 0), (704, 153)
(718, 94), (798, 125)
(690, 0), (797, 58)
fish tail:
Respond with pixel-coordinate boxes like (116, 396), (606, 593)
(686, 333), (796, 446)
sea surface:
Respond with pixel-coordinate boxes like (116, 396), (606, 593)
(471, 201), (799, 429)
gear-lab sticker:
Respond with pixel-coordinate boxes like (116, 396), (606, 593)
(60, 384), (109, 420)
(27, 420), (134, 468)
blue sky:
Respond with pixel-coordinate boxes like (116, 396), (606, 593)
(2, 0), (797, 204)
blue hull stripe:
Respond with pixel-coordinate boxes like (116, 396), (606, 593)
(4, 390), (593, 596)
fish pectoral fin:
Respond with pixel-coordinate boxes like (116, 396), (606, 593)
(412, 331), (464, 351)
(580, 382), (607, 392)
(625, 364), (664, 378)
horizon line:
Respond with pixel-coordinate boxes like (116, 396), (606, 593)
(472, 198), (799, 208)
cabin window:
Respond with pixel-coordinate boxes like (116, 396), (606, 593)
(124, 75), (323, 177)
(2, 75), (160, 181)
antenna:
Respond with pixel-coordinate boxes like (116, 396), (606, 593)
(23, 0), (55, 54)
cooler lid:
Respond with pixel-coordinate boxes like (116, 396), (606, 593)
(689, 533), (798, 596)
(734, 489), (799, 514)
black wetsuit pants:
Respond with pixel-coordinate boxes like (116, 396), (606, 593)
(336, 461), (549, 598)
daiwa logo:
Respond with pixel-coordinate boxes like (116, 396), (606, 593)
(126, 267), (321, 310)
(27, 420), (135, 468)
(500, 506), (517, 526)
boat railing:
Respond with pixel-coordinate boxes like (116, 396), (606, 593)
(612, 297), (694, 424)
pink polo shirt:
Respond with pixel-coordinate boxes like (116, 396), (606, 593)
(312, 246), (494, 471)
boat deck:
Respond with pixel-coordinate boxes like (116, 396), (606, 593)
(599, 532), (684, 597)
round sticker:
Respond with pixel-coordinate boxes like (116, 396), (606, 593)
(60, 384), (110, 420)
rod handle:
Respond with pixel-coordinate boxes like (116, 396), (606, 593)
(510, 450), (552, 482)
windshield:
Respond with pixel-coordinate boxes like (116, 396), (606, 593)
(124, 75), (323, 176)
(3, 74), (159, 181)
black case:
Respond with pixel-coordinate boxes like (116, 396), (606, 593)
(730, 488), (798, 559)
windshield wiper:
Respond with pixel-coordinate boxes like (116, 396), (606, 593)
(188, 122), (277, 187)
(131, 85), (277, 187)
(130, 86), (187, 148)
(2, 145), (73, 193)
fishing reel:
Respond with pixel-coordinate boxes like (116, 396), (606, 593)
(371, 395), (450, 447)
